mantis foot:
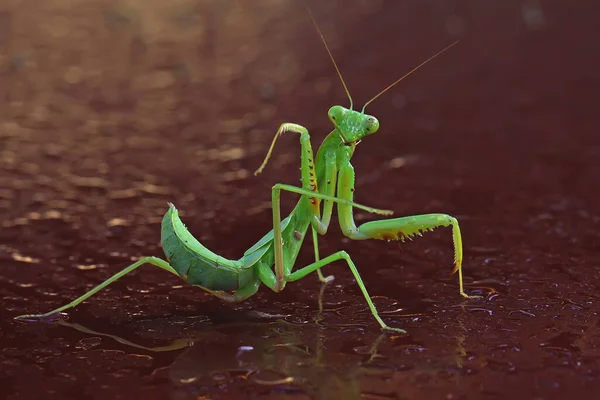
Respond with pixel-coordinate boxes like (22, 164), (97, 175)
(460, 291), (483, 299)
(14, 311), (64, 323)
(381, 325), (407, 334)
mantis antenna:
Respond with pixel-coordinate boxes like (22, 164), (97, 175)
(304, 5), (354, 110)
(361, 40), (459, 113)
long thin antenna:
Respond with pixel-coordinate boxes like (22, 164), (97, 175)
(361, 40), (459, 113)
(304, 5), (354, 110)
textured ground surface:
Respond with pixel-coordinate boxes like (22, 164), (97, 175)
(1, 0), (599, 399)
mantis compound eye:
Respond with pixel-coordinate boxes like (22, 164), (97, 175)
(364, 116), (380, 134)
(328, 105), (345, 124)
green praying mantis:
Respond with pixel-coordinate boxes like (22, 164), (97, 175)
(15, 10), (476, 333)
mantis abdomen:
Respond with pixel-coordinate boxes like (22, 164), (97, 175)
(161, 203), (254, 291)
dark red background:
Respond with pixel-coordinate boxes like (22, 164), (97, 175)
(1, 0), (599, 399)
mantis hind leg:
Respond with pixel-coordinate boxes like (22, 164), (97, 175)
(14, 256), (177, 321)
(285, 250), (406, 333)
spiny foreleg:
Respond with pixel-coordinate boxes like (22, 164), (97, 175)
(255, 122), (391, 285)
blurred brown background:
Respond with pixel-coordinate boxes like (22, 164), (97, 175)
(1, 0), (599, 399)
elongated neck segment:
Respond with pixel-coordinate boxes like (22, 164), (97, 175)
(315, 129), (356, 161)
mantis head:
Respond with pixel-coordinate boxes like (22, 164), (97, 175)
(305, 6), (458, 146)
(328, 105), (379, 144)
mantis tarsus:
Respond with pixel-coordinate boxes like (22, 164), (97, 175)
(15, 10), (476, 333)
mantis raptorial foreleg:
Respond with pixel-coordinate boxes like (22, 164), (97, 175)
(257, 122), (387, 285)
(256, 123), (341, 234)
(257, 123), (329, 284)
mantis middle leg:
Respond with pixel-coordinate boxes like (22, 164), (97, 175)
(285, 250), (406, 333)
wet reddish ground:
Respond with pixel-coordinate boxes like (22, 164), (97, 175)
(1, 0), (600, 399)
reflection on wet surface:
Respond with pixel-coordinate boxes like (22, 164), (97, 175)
(2, 0), (600, 398)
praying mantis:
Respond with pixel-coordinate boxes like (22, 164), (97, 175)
(14, 9), (476, 333)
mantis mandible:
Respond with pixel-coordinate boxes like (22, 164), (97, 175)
(15, 10), (475, 333)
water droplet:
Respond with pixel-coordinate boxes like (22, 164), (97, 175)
(508, 310), (536, 318)
(387, 157), (407, 169)
(211, 371), (231, 382)
(76, 337), (102, 350)
(109, 188), (139, 200)
(107, 218), (130, 228)
(75, 264), (100, 271)
(468, 308), (493, 316)
(179, 376), (198, 384)
(11, 253), (40, 263)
